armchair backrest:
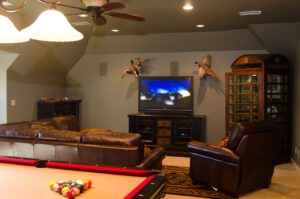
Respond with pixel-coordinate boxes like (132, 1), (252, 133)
(227, 120), (274, 150)
(228, 120), (279, 194)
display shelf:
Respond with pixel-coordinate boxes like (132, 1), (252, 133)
(226, 54), (291, 164)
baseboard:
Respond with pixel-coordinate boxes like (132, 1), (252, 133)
(291, 158), (300, 171)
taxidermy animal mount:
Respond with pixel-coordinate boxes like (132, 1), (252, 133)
(195, 55), (220, 81)
(121, 58), (148, 78)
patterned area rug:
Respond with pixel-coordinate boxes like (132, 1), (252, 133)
(162, 165), (235, 199)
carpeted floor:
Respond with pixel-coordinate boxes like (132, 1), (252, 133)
(162, 165), (235, 199)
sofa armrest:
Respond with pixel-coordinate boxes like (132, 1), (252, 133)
(188, 141), (239, 164)
(137, 147), (166, 170)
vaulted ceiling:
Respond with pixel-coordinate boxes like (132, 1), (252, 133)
(4, 0), (300, 36)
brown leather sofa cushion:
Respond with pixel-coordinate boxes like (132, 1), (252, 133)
(81, 132), (141, 146)
(37, 129), (81, 142)
(31, 121), (56, 130)
(80, 128), (111, 134)
(0, 122), (37, 139)
(37, 115), (79, 131)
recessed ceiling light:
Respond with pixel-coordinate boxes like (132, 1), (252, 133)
(183, 3), (194, 11)
(111, 29), (119, 32)
(239, 10), (262, 16)
(196, 24), (205, 28)
(78, 13), (89, 18)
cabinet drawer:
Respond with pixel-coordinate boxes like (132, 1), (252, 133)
(157, 137), (171, 146)
(157, 120), (172, 127)
(157, 129), (172, 137)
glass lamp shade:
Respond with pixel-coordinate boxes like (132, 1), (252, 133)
(0, 15), (29, 43)
(21, 9), (83, 42)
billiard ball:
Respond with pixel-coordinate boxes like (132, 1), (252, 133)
(53, 184), (59, 192)
(66, 189), (75, 199)
(58, 184), (65, 194)
(71, 187), (80, 196)
(62, 187), (70, 196)
(87, 180), (92, 188)
(76, 179), (83, 185)
(83, 181), (89, 190)
(76, 184), (84, 193)
(49, 180), (57, 190)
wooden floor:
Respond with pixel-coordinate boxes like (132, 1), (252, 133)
(163, 156), (300, 199)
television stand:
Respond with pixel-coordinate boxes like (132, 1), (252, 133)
(128, 113), (206, 156)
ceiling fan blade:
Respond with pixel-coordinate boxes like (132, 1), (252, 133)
(55, 3), (88, 12)
(106, 12), (145, 21)
(93, 15), (107, 26)
(101, 2), (125, 11)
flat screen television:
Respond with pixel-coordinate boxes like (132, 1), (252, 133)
(138, 76), (193, 114)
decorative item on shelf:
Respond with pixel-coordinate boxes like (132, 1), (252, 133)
(194, 55), (221, 81)
(121, 58), (148, 78)
(39, 97), (79, 102)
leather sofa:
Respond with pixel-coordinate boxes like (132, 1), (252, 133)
(188, 120), (279, 196)
(0, 116), (166, 169)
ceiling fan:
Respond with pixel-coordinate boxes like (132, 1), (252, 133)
(39, 0), (146, 26)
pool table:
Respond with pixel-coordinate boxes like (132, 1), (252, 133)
(0, 158), (165, 199)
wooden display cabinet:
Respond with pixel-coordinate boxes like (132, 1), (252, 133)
(226, 54), (290, 163)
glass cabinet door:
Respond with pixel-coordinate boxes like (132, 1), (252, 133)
(226, 71), (262, 135)
(266, 73), (288, 122)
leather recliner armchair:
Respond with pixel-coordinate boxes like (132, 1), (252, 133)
(188, 120), (279, 196)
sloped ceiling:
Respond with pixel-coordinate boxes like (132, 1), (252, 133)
(1, 0), (299, 75)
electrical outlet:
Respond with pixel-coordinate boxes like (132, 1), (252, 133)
(295, 147), (298, 154)
(10, 100), (16, 106)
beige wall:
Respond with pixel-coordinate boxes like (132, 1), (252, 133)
(1, 37), (89, 122)
(0, 52), (19, 124)
(66, 29), (268, 144)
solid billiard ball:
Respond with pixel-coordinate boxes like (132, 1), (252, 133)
(58, 184), (65, 194)
(66, 189), (75, 199)
(76, 184), (84, 193)
(87, 180), (92, 188)
(62, 187), (70, 196)
(49, 180), (57, 190)
(83, 181), (89, 190)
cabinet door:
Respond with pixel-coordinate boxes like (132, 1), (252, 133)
(226, 71), (263, 135)
(134, 119), (155, 144)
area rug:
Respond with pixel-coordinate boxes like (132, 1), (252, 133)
(162, 165), (235, 199)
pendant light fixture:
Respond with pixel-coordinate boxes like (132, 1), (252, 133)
(21, 8), (83, 42)
(0, 0), (29, 44)
(0, 0), (84, 43)
(0, 14), (29, 43)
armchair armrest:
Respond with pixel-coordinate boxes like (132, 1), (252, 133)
(137, 147), (166, 170)
(188, 141), (239, 164)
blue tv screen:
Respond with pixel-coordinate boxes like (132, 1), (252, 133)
(138, 76), (193, 114)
